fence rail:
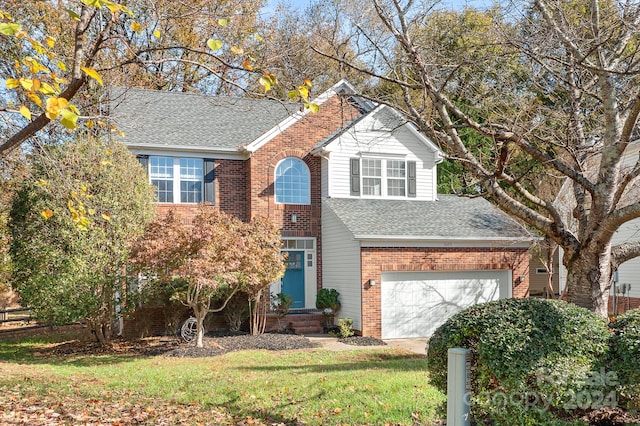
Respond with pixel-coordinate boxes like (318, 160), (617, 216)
(0, 307), (32, 324)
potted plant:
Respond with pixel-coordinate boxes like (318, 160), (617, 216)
(316, 288), (340, 331)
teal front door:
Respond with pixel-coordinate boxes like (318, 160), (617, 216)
(282, 251), (305, 308)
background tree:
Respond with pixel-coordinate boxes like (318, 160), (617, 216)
(314, 0), (640, 317)
(8, 136), (155, 343)
(0, 0), (296, 157)
(132, 209), (285, 347)
(0, 152), (25, 308)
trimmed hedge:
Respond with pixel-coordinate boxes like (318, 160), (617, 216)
(427, 298), (610, 425)
(608, 309), (640, 409)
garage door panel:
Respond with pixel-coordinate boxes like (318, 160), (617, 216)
(381, 271), (511, 339)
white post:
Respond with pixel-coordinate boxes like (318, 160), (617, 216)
(447, 348), (471, 426)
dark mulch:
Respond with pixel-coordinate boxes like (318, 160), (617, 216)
(37, 333), (320, 358)
(163, 333), (319, 358)
(338, 336), (386, 346)
(581, 406), (640, 426)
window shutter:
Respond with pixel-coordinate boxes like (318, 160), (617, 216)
(204, 158), (215, 204)
(350, 158), (360, 196)
(136, 155), (149, 174)
(407, 161), (416, 198)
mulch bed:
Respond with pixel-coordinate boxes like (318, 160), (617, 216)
(36, 332), (388, 358)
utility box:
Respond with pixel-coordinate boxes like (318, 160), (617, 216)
(447, 348), (471, 426)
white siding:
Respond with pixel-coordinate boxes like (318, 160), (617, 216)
(323, 108), (438, 200)
(612, 220), (640, 299)
(321, 203), (363, 331)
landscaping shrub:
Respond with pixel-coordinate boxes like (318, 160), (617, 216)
(427, 298), (610, 425)
(608, 308), (640, 409)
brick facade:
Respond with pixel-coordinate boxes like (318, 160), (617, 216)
(359, 246), (530, 338)
(247, 96), (361, 288)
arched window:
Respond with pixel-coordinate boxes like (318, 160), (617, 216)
(275, 157), (310, 204)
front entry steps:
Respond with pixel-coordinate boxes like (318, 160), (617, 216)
(267, 311), (324, 335)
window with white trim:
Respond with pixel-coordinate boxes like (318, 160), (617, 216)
(149, 156), (203, 203)
(360, 158), (409, 197)
(275, 157), (310, 204)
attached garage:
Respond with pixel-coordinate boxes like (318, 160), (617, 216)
(381, 270), (512, 339)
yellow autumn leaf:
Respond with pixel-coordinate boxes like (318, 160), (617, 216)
(218, 18), (229, 26)
(45, 97), (61, 119)
(88, 208), (96, 215)
(5, 78), (19, 89)
(36, 179), (48, 186)
(19, 105), (31, 120)
(102, 212), (111, 221)
(230, 46), (244, 55)
(207, 38), (223, 51)
(305, 103), (320, 113)
(27, 91), (42, 107)
(259, 76), (272, 91)
(60, 108), (79, 129)
(304, 78), (312, 87)
(298, 85), (309, 100)
(81, 67), (103, 86)
(131, 21), (143, 34)
(45, 36), (55, 47)
(41, 209), (54, 220)
(0, 22), (21, 36)
(254, 33), (264, 42)
(19, 78), (33, 90)
(39, 82), (58, 96)
(153, 29), (161, 38)
(57, 61), (67, 72)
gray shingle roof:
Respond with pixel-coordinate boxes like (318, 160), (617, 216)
(109, 88), (301, 150)
(323, 195), (532, 241)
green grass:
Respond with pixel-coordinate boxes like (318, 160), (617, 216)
(0, 334), (445, 425)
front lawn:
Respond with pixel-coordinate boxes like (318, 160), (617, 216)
(0, 333), (444, 425)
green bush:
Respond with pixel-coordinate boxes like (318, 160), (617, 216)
(316, 288), (341, 312)
(608, 308), (640, 409)
(427, 298), (610, 425)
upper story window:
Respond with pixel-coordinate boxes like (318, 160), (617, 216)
(275, 157), (311, 205)
(351, 157), (416, 198)
(148, 156), (205, 203)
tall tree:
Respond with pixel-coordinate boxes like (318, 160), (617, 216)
(8, 136), (155, 343)
(316, 0), (640, 316)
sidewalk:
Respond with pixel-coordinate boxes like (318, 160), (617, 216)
(306, 334), (427, 355)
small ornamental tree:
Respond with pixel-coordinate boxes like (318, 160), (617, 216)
(239, 216), (287, 335)
(131, 209), (285, 347)
(8, 137), (155, 344)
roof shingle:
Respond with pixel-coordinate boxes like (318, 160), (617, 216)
(323, 196), (532, 241)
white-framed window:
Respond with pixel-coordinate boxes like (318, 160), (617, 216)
(275, 157), (310, 205)
(361, 158), (407, 197)
(149, 156), (203, 203)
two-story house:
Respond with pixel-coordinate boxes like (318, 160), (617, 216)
(111, 80), (532, 339)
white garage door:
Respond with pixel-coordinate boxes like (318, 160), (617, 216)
(381, 270), (512, 339)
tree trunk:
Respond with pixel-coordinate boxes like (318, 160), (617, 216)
(563, 245), (612, 317)
(194, 305), (207, 348)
